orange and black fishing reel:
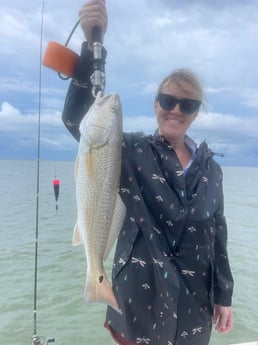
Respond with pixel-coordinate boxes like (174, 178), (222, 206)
(42, 22), (105, 96)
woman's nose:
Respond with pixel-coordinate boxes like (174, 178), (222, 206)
(169, 102), (181, 113)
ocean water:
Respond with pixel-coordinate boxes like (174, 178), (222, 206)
(0, 160), (257, 345)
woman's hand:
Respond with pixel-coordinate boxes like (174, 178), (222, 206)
(79, 0), (108, 48)
(213, 304), (233, 334)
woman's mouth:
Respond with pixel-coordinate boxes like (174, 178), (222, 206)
(165, 116), (184, 124)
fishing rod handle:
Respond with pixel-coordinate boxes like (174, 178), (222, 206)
(92, 26), (102, 43)
(91, 26), (106, 96)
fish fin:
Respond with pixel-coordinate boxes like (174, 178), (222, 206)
(72, 221), (81, 246)
(103, 194), (126, 260)
(84, 272), (120, 311)
(84, 151), (95, 178)
(74, 154), (79, 180)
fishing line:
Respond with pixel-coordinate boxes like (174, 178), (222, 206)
(32, 1), (55, 344)
(57, 20), (80, 80)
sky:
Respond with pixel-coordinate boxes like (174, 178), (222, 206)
(0, 0), (258, 166)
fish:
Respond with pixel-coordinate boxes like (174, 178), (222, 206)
(72, 92), (126, 311)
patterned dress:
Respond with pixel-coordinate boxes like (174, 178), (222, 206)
(104, 132), (233, 345)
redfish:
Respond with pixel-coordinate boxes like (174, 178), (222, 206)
(73, 92), (125, 311)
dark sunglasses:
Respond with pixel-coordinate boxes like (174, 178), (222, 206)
(157, 93), (201, 115)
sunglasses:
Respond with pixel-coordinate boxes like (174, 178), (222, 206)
(157, 93), (201, 115)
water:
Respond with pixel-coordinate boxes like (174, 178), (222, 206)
(0, 160), (257, 345)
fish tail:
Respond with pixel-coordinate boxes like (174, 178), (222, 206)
(83, 273), (119, 312)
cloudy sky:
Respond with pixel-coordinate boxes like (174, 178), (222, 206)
(1, 0), (258, 166)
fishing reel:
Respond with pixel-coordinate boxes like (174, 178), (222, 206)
(43, 21), (105, 97)
(90, 26), (106, 96)
(32, 336), (55, 345)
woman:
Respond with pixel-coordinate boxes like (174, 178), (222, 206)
(62, 1), (234, 344)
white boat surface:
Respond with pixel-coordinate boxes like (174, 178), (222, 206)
(231, 342), (258, 345)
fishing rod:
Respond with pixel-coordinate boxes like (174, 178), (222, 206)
(32, 3), (105, 344)
(89, 26), (106, 96)
(32, 1), (55, 344)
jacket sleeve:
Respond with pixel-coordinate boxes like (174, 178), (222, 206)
(213, 189), (234, 306)
(62, 41), (107, 142)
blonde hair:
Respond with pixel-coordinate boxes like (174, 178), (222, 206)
(155, 68), (204, 103)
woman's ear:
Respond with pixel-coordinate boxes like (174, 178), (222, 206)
(154, 101), (159, 113)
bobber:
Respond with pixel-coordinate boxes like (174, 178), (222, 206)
(53, 179), (60, 211)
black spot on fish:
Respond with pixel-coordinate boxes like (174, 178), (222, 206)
(99, 275), (104, 284)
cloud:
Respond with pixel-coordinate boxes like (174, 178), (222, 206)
(240, 89), (258, 110)
(0, 102), (75, 156)
(0, 78), (37, 95)
(189, 111), (258, 163)
(105, 0), (258, 83)
(192, 111), (258, 138)
(0, 0), (257, 165)
(0, 102), (34, 132)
